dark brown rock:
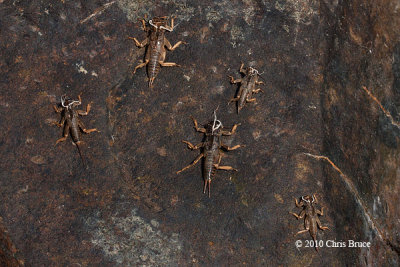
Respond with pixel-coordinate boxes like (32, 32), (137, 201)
(0, 0), (399, 265)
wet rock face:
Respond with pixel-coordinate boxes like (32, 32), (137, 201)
(0, 218), (23, 267)
(321, 0), (400, 264)
(0, 0), (399, 265)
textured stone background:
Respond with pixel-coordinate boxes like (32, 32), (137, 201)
(0, 0), (399, 265)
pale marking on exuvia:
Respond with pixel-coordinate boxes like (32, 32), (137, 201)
(149, 19), (157, 29)
(159, 25), (173, 32)
(302, 196), (310, 203)
(61, 95), (81, 109)
(211, 109), (222, 134)
(149, 19), (174, 32)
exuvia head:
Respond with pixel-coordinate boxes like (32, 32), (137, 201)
(149, 17), (173, 31)
(301, 195), (315, 204)
(248, 66), (261, 76)
(248, 66), (267, 82)
(301, 196), (309, 203)
(61, 94), (81, 109)
(148, 19), (158, 29)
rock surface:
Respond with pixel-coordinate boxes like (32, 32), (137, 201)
(0, 0), (399, 265)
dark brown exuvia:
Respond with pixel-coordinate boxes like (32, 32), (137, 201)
(53, 94), (99, 168)
(176, 110), (243, 197)
(291, 194), (330, 251)
(129, 16), (186, 88)
(228, 63), (265, 113)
